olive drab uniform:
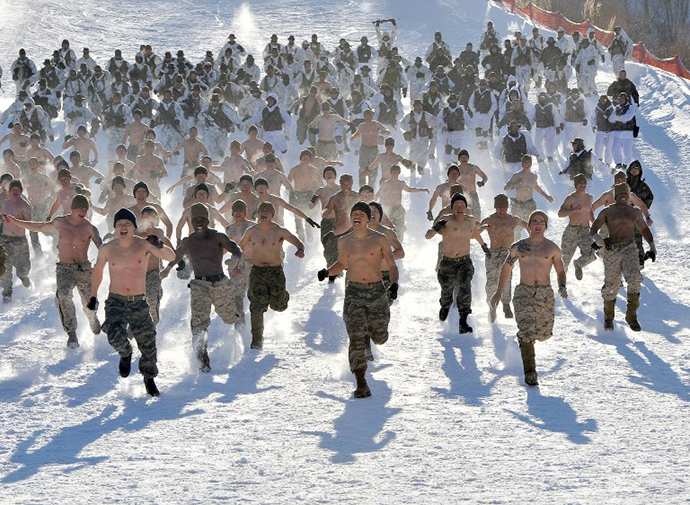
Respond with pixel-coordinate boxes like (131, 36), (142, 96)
(437, 255), (474, 317)
(56, 262), (102, 335)
(145, 269), (163, 325)
(248, 265), (290, 349)
(103, 293), (158, 379)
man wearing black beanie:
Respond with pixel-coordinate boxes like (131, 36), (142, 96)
(90, 207), (176, 397)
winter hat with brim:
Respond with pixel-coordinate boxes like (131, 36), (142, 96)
(114, 208), (137, 227)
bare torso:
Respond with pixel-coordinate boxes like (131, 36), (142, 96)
(481, 214), (523, 250)
(54, 216), (98, 263)
(1, 199), (32, 237)
(439, 215), (478, 258)
(339, 229), (387, 283)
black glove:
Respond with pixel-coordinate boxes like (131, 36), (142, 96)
(391, 19), (396, 26)
(601, 55), (605, 63)
(74, 185), (85, 195)
(306, 217), (320, 228)
(416, 72), (424, 79)
(426, 210), (434, 221)
(224, 182), (236, 193)
(237, 45), (244, 52)
(591, 241), (601, 251)
(64, 134), (72, 142)
(176, 259), (186, 271)
(432, 219), (446, 232)
(147, 234), (163, 248)
(477, 180), (485, 188)
(94, 177), (103, 185)
(481, 243), (492, 258)
(86, 296), (98, 311)
(644, 249), (656, 262)
(317, 268), (328, 282)
(604, 237), (613, 251)
(388, 282), (399, 300)
(402, 87), (407, 98)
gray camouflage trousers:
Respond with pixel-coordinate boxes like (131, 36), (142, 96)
(0, 235), (31, 297)
(229, 258), (253, 325)
(290, 190), (315, 243)
(468, 190), (482, 221)
(485, 249), (511, 305)
(103, 294), (158, 378)
(359, 145), (380, 186)
(600, 242), (642, 302)
(344, 281), (390, 373)
(189, 276), (239, 336)
(514, 284), (555, 345)
(437, 255), (474, 316)
(510, 198), (536, 241)
(383, 204), (406, 241)
(146, 269), (163, 325)
(55, 262), (101, 335)
(561, 224), (596, 271)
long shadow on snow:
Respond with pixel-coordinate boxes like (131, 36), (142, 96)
(506, 388), (597, 445)
(2, 383), (204, 484)
(303, 372), (401, 464)
(301, 285), (347, 354)
(565, 297), (689, 402)
(2, 353), (280, 483)
(432, 333), (504, 406)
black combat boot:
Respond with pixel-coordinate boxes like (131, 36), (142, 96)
(520, 342), (538, 386)
(144, 377), (160, 397)
(353, 370), (371, 398)
(459, 314), (472, 334)
(67, 331), (79, 349)
(119, 353), (132, 378)
(439, 306), (449, 321)
(604, 300), (616, 331)
(625, 292), (641, 332)
(503, 303), (513, 318)
(198, 347), (211, 373)
(250, 311), (264, 350)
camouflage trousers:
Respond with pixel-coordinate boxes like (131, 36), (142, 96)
(322, 222), (341, 268)
(514, 284), (554, 345)
(510, 198), (536, 241)
(561, 224), (596, 271)
(601, 242), (642, 302)
(228, 258), (253, 324)
(248, 265), (289, 342)
(344, 281), (390, 373)
(316, 139), (337, 160)
(30, 200), (53, 252)
(437, 255), (474, 316)
(358, 144), (379, 173)
(146, 269), (163, 325)
(468, 190), (482, 221)
(383, 204), (406, 241)
(485, 249), (511, 305)
(381, 270), (394, 307)
(0, 235), (31, 297)
(290, 190), (316, 243)
(189, 276), (239, 335)
(103, 294), (158, 378)
(55, 262), (101, 335)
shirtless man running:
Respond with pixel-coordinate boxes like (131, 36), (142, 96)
(504, 155), (553, 240)
(163, 203), (243, 371)
(0, 180), (33, 302)
(129, 181), (173, 238)
(351, 109), (390, 186)
(133, 140), (168, 199)
(427, 164), (465, 221)
(376, 164), (428, 240)
(6, 195), (102, 346)
(479, 194), (527, 322)
(456, 150), (489, 220)
(426, 193), (490, 334)
(491, 210), (567, 386)
(317, 201), (399, 398)
(63, 126), (98, 166)
(173, 127), (209, 178)
(122, 109), (150, 161)
(288, 149), (322, 242)
(558, 173), (596, 280)
(308, 102), (349, 161)
(89, 208), (176, 397)
(321, 173), (358, 280)
(238, 201), (305, 350)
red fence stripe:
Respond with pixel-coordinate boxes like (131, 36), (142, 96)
(490, 0), (689, 81)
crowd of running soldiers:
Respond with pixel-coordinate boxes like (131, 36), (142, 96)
(0, 19), (656, 397)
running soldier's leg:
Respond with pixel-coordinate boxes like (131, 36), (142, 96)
(366, 285), (391, 345)
(248, 267), (271, 345)
(75, 265), (101, 333)
(296, 118), (308, 145)
(0, 238), (14, 297)
(469, 190), (481, 221)
(573, 226), (597, 270)
(55, 263), (79, 334)
(514, 284), (554, 345)
(384, 204), (406, 240)
(128, 300), (158, 378)
(560, 225), (579, 271)
(289, 191), (306, 243)
(189, 279), (214, 336)
(13, 237), (31, 284)
(601, 248), (624, 301)
(485, 250), (510, 304)
(343, 285), (370, 373)
(455, 259), (474, 316)
(621, 243), (642, 295)
(103, 296), (134, 358)
(268, 266), (289, 312)
(145, 270), (163, 325)
(437, 258), (460, 310)
(211, 278), (240, 324)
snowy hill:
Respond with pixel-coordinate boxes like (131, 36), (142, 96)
(0, 0), (689, 502)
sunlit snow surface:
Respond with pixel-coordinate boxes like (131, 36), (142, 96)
(0, 0), (689, 502)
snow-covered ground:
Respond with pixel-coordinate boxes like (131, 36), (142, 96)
(1, 0), (689, 502)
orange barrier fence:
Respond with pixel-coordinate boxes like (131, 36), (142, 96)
(491, 0), (690, 80)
